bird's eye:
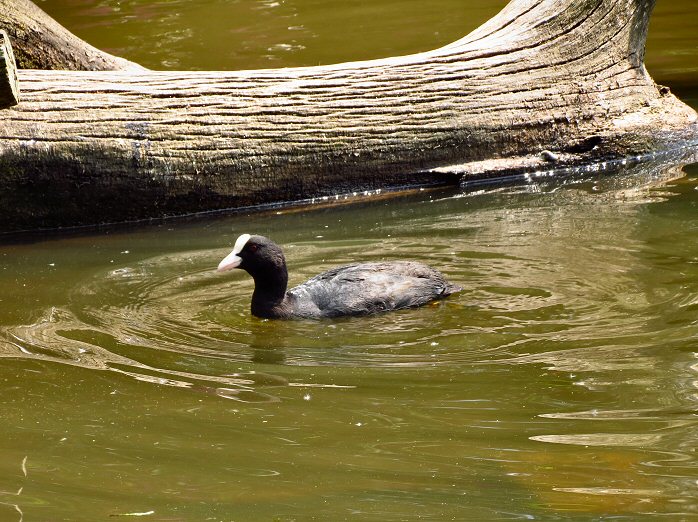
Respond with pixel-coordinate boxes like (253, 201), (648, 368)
(248, 244), (258, 253)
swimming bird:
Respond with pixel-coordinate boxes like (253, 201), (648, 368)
(217, 234), (461, 319)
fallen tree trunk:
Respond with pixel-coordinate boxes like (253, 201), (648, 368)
(0, 0), (697, 232)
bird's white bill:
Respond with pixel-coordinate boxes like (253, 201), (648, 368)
(217, 251), (242, 271)
(217, 233), (251, 272)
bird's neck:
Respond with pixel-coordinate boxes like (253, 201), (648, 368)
(250, 265), (290, 318)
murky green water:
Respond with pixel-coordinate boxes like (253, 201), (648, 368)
(2, 1), (698, 520)
(38, 0), (506, 70)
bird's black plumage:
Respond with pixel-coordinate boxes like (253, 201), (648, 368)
(217, 234), (461, 319)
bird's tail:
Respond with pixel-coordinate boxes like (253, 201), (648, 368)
(443, 283), (463, 296)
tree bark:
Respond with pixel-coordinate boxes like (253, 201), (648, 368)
(0, 0), (697, 232)
(0, 0), (144, 71)
(0, 30), (18, 108)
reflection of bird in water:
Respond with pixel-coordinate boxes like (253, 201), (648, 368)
(218, 234), (461, 319)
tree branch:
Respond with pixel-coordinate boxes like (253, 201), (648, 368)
(0, 0), (144, 71)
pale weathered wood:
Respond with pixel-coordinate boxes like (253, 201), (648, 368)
(0, 0), (697, 232)
(0, 0), (144, 71)
(0, 30), (18, 108)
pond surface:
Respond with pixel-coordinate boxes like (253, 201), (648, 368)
(3, 1), (698, 520)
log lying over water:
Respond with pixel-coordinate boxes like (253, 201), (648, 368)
(0, 30), (18, 108)
(0, 0), (697, 232)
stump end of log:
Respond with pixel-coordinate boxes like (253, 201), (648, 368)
(0, 30), (19, 108)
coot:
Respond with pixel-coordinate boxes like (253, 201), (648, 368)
(217, 234), (462, 319)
